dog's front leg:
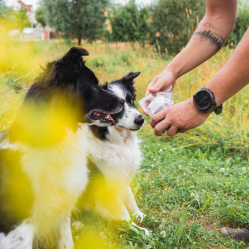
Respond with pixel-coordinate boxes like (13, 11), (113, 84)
(123, 186), (146, 222)
(58, 216), (74, 249)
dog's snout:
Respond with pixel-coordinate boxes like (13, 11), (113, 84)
(134, 115), (144, 126)
(119, 98), (125, 105)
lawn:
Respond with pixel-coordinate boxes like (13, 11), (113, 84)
(0, 40), (249, 248)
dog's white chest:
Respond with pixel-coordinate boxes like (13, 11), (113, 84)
(19, 130), (88, 233)
(85, 126), (142, 183)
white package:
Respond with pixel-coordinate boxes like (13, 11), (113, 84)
(138, 89), (174, 117)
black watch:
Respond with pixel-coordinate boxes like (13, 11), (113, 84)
(193, 87), (223, 115)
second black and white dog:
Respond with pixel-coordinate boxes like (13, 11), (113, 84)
(81, 72), (149, 235)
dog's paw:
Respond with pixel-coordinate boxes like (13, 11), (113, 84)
(131, 222), (150, 236)
(134, 211), (146, 223)
(140, 227), (150, 236)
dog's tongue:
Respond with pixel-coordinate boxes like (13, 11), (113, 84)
(106, 114), (115, 123)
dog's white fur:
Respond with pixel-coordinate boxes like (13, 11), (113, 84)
(0, 128), (88, 249)
(82, 83), (149, 235)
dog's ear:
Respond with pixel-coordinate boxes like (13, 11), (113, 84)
(120, 72), (139, 99)
(121, 72), (141, 83)
(40, 47), (90, 85)
(65, 47), (89, 61)
(59, 47), (89, 73)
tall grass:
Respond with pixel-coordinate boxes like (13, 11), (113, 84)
(1, 41), (249, 248)
(1, 41), (248, 156)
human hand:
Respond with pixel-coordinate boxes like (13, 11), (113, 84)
(150, 98), (210, 136)
(145, 70), (176, 97)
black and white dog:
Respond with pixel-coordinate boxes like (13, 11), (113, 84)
(0, 47), (124, 249)
(81, 72), (149, 235)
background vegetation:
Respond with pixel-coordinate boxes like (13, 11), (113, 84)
(41, 0), (109, 45)
(1, 0), (248, 54)
(108, 0), (150, 44)
(150, 0), (205, 55)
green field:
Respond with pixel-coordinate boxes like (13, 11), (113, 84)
(0, 41), (249, 248)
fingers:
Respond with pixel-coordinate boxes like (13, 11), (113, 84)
(145, 77), (157, 96)
(150, 109), (168, 128)
(142, 110), (149, 116)
(148, 77), (166, 93)
(167, 126), (179, 137)
(150, 107), (181, 137)
(154, 118), (172, 136)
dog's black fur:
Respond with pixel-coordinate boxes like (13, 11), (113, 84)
(8, 47), (124, 147)
(0, 47), (124, 235)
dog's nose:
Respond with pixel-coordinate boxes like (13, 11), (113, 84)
(119, 98), (125, 105)
(134, 115), (144, 126)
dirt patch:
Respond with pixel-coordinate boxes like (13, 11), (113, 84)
(187, 217), (219, 234)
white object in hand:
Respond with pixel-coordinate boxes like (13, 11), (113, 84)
(138, 87), (174, 117)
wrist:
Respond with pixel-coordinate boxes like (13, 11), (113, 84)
(164, 64), (181, 80)
(205, 84), (223, 106)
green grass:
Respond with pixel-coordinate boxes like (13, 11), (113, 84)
(0, 41), (249, 248)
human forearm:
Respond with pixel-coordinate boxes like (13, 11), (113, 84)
(206, 28), (249, 105)
(146, 0), (237, 96)
(166, 0), (237, 79)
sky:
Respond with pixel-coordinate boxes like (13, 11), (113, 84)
(6, 0), (152, 10)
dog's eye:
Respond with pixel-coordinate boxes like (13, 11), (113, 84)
(92, 85), (97, 90)
(127, 97), (134, 104)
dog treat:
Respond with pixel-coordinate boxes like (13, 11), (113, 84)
(138, 87), (174, 116)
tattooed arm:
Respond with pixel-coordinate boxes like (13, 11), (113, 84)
(146, 0), (237, 95)
(151, 28), (249, 136)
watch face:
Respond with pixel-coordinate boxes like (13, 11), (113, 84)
(194, 90), (212, 109)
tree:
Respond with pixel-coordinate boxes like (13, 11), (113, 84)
(14, 6), (31, 31)
(110, 0), (151, 43)
(41, 0), (109, 45)
(228, 8), (249, 47)
(151, 0), (205, 55)
(35, 6), (46, 28)
(0, 0), (5, 16)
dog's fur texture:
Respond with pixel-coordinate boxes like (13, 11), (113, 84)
(80, 72), (149, 235)
(0, 47), (124, 249)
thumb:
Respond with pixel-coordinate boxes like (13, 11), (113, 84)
(149, 78), (166, 93)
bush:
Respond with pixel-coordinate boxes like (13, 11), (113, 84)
(228, 9), (249, 47)
(151, 0), (205, 55)
(0, 0), (5, 16)
(109, 0), (151, 44)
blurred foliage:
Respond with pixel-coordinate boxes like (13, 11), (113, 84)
(151, 0), (205, 55)
(0, 5), (30, 35)
(35, 6), (46, 28)
(41, 0), (109, 45)
(14, 6), (31, 32)
(0, 0), (5, 16)
(227, 8), (249, 47)
(108, 0), (151, 45)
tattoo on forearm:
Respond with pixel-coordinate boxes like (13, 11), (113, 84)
(194, 23), (225, 52)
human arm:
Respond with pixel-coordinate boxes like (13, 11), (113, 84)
(146, 0), (238, 96)
(150, 28), (249, 136)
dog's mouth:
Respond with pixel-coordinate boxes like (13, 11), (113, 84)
(89, 111), (115, 124)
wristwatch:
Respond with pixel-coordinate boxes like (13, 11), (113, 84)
(193, 87), (223, 115)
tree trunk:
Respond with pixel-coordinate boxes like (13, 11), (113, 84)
(78, 33), (82, 45)
(76, 0), (81, 46)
